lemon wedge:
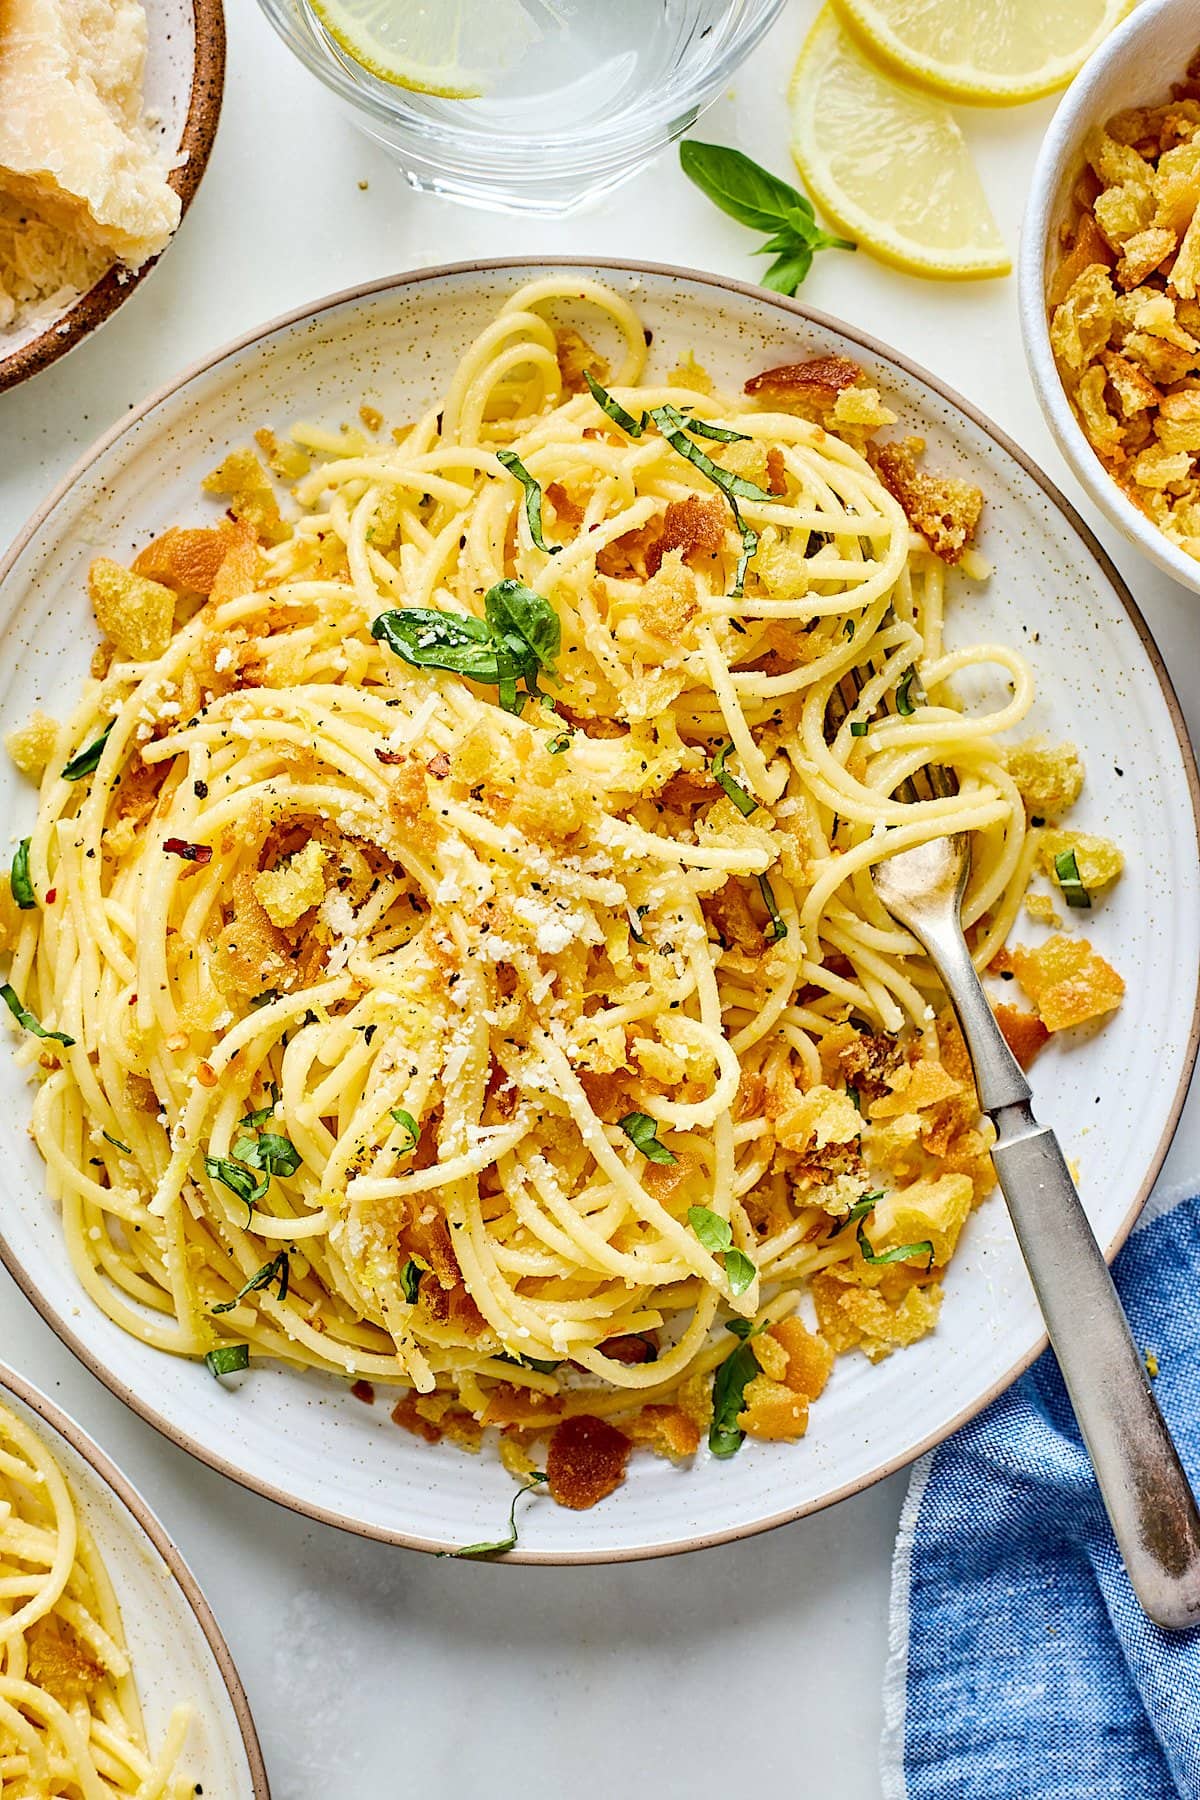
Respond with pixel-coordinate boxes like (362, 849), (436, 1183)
(831, 0), (1132, 106)
(789, 9), (1010, 281)
(307, 0), (541, 98)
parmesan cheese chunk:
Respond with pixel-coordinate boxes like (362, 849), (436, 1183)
(0, 0), (181, 284)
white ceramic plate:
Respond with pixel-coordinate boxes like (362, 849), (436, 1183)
(0, 261), (1196, 1561)
(0, 1363), (267, 1793)
(0, 0), (225, 393)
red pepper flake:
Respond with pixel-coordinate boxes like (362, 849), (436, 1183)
(44, 888), (56, 905)
(163, 838), (213, 865)
(426, 752), (451, 779)
(374, 748), (406, 766)
(351, 1379), (375, 1405)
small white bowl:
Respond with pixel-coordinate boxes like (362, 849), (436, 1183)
(1019, 0), (1200, 595)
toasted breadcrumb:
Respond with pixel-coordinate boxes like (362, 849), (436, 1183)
(87, 558), (174, 662)
(555, 326), (607, 396)
(1038, 829), (1124, 895)
(254, 428), (311, 482)
(1003, 738), (1085, 819)
(1011, 935), (1125, 1030)
(869, 439), (984, 564)
(202, 450), (290, 545)
(546, 1414), (630, 1509)
(993, 1003), (1050, 1069)
(254, 839), (328, 928)
(132, 527), (230, 596)
(5, 709), (59, 778)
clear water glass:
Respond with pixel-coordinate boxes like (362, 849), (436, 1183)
(255, 0), (787, 215)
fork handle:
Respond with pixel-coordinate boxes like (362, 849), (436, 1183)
(922, 928), (1200, 1628)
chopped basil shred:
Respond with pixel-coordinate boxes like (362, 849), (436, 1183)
(709, 1318), (768, 1458)
(496, 450), (561, 556)
(618, 1111), (676, 1165)
(204, 1343), (250, 1379)
(10, 839), (34, 910)
(390, 1108), (419, 1152)
(61, 721), (114, 781)
(895, 670), (917, 716)
(857, 1216), (935, 1271)
(497, 1351), (562, 1375)
(445, 1474), (548, 1557)
(204, 1156), (269, 1221)
(757, 873), (787, 942)
(649, 405), (774, 504)
(101, 1130), (132, 1153)
(584, 369), (645, 437)
(547, 730), (571, 755)
(712, 742), (758, 817)
(830, 1191), (883, 1238)
(627, 904), (649, 944)
(1053, 848), (1092, 909)
(231, 1131), (302, 1178)
(677, 414), (750, 444)
(400, 1257), (425, 1305)
(850, 719), (869, 738)
(0, 983), (73, 1046)
(212, 1250), (291, 1314)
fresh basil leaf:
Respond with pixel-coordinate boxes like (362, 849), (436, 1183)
(61, 721), (114, 782)
(391, 1107), (419, 1152)
(445, 1474), (548, 1558)
(724, 1248), (757, 1296)
(757, 873), (787, 943)
(497, 1351), (562, 1375)
(856, 1217), (935, 1271)
(712, 742), (758, 817)
(10, 839), (34, 910)
(731, 518), (758, 601)
(240, 1085), (281, 1130)
(372, 607), (504, 685)
(102, 1129), (132, 1153)
(584, 370), (645, 437)
(0, 982), (74, 1046)
(205, 1343), (250, 1379)
(400, 1256), (425, 1305)
(204, 1155), (269, 1219)
(709, 1324), (765, 1458)
(484, 580), (561, 684)
(618, 1111), (677, 1165)
(679, 140), (812, 234)
(1053, 848), (1092, 910)
(688, 1205), (733, 1254)
(762, 245), (815, 297)
(233, 1131), (302, 1178)
(497, 450), (561, 556)
(850, 719), (870, 738)
(212, 1250), (291, 1314)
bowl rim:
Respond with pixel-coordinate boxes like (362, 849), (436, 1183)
(0, 0), (228, 397)
(0, 1359), (270, 1795)
(1, 255), (1197, 1562)
(1018, 0), (1200, 593)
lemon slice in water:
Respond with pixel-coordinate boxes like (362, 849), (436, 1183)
(789, 9), (1009, 281)
(831, 0), (1132, 106)
(308, 0), (541, 99)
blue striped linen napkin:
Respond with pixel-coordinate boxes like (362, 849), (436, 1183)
(880, 1181), (1200, 1800)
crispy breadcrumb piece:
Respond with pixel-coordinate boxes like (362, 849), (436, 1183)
(811, 1269), (943, 1363)
(391, 1395), (443, 1444)
(1011, 935), (1125, 1030)
(869, 439), (984, 564)
(667, 350), (714, 393)
(625, 1404), (701, 1461)
(132, 526), (230, 596)
(1038, 829), (1124, 895)
(5, 709), (58, 778)
(202, 450), (289, 545)
(25, 1616), (102, 1708)
(1024, 893), (1062, 927)
(868, 1059), (961, 1120)
(254, 428), (311, 482)
(738, 1374), (809, 1440)
(212, 873), (295, 1000)
(645, 493), (727, 576)
(254, 839), (328, 928)
(871, 1173), (974, 1266)
(770, 1315), (835, 1400)
(744, 355), (863, 407)
(773, 1083), (862, 1156)
(1003, 738), (1085, 819)
(87, 558), (174, 662)
(994, 1003), (1050, 1069)
(555, 326), (607, 395)
(546, 1414), (630, 1509)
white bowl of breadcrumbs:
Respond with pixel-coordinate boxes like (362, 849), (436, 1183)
(1020, 0), (1200, 595)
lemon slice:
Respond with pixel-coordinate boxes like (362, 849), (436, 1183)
(789, 9), (1009, 281)
(308, 0), (541, 98)
(832, 0), (1132, 106)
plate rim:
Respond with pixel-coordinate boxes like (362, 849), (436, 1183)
(0, 1360), (270, 1794)
(1, 254), (1197, 1563)
(0, 0), (228, 396)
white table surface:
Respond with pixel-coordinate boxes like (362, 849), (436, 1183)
(2, 5), (1199, 1796)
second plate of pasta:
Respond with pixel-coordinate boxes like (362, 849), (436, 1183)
(0, 261), (1195, 1559)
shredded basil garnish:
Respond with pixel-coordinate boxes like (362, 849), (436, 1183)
(10, 839), (34, 910)
(546, 730), (571, 755)
(400, 1256), (425, 1304)
(204, 1343), (250, 1379)
(212, 1250), (291, 1314)
(757, 873), (787, 942)
(650, 405), (774, 505)
(709, 1318), (768, 1459)
(232, 1131), (302, 1179)
(102, 1129), (132, 1154)
(240, 1085), (280, 1130)
(857, 1215), (935, 1270)
(1053, 848), (1092, 909)
(0, 982), (73, 1046)
(712, 742), (758, 817)
(678, 414), (751, 444)
(391, 1108), (419, 1152)
(497, 450), (561, 556)
(850, 719), (869, 738)
(61, 721), (114, 781)
(830, 1191), (883, 1238)
(584, 370), (645, 437)
(204, 1156), (269, 1220)
(895, 670), (917, 716)
(627, 904), (649, 944)
(618, 1111), (676, 1165)
(444, 1474), (548, 1558)
(497, 1351), (562, 1375)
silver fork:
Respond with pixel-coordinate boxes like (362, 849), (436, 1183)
(872, 803), (1200, 1629)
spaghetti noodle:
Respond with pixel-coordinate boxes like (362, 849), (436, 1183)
(4, 278), (1101, 1488)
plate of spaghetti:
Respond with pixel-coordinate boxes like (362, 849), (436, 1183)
(0, 261), (1196, 1559)
(0, 1361), (266, 1793)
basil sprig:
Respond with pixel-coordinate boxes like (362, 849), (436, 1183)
(709, 1318), (768, 1459)
(445, 1474), (548, 1558)
(618, 1111), (676, 1165)
(61, 721), (114, 782)
(10, 839), (34, 910)
(0, 982), (73, 1046)
(711, 742), (758, 817)
(688, 1206), (757, 1297)
(372, 580), (561, 716)
(679, 140), (855, 295)
(212, 1249), (291, 1314)
(497, 450), (560, 556)
(1054, 848), (1091, 910)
